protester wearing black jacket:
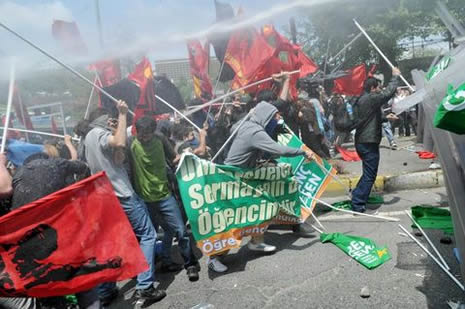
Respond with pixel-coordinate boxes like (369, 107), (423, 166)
(351, 68), (400, 213)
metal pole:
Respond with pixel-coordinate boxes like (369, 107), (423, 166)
(329, 32), (362, 63)
(1, 60), (15, 153)
(155, 95), (201, 131)
(405, 210), (451, 270)
(59, 103), (67, 135)
(398, 224), (464, 291)
(184, 70), (301, 117)
(84, 74), (98, 120)
(0, 21), (134, 116)
(323, 38), (331, 76)
(211, 109), (253, 162)
(0, 127), (79, 141)
(95, 0), (104, 48)
(353, 19), (415, 92)
(16, 87), (30, 142)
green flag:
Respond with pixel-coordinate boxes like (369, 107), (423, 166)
(331, 195), (384, 211)
(433, 83), (465, 135)
(320, 233), (391, 269)
(176, 154), (301, 256)
(425, 56), (451, 81)
(411, 205), (454, 235)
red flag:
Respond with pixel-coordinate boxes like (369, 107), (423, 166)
(50, 116), (58, 134)
(12, 86), (34, 130)
(88, 60), (121, 88)
(297, 49), (318, 78)
(225, 27), (275, 88)
(333, 64), (367, 96)
(51, 20), (87, 55)
(368, 64), (377, 77)
(0, 172), (147, 297)
(416, 151), (436, 159)
(128, 58), (156, 133)
(336, 146), (361, 162)
(187, 40), (213, 99)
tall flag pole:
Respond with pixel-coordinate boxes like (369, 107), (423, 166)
(1, 60), (16, 153)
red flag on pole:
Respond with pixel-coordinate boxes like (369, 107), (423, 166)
(50, 116), (58, 134)
(51, 20), (88, 55)
(187, 40), (213, 99)
(0, 172), (147, 297)
(12, 86), (34, 130)
(225, 27), (276, 88)
(128, 58), (156, 133)
(333, 64), (367, 96)
(88, 60), (121, 88)
(336, 145), (361, 162)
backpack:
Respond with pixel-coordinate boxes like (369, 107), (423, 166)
(334, 96), (377, 132)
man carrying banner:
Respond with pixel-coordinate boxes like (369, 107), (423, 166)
(84, 101), (166, 305)
(351, 68), (400, 213)
(130, 116), (200, 282)
(205, 101), (313, 272)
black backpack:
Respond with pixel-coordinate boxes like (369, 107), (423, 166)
(334, 96), (377, 132)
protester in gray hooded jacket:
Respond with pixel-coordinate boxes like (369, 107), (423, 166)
(224, 101), (310, 167)
(202, 101), (314, 273)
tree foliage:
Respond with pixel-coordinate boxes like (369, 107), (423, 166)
(293, 0), (464, 79)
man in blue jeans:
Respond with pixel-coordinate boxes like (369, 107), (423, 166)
(130, 116), (200, 281)
(351, 68), (400, 213)
(84, 101), (166, 306)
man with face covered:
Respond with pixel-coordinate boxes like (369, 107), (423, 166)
(204, 101), (314, 272)
(84, 101), (166, 305)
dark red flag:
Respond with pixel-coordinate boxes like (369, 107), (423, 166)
(88, 60), (121, 88)
(12, 86), (34, 130)
(225, 27), (275, 88)
(50, 116), (58, 134)
(1, 115), (20, 140)
(333, 64), (367, 96)
(51, 20), (87, 55)
(187, 40), (213, 99)
(128, 58), (157, 133)
(0, 172), (147, 297)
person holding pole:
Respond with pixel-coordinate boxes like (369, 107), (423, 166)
(224, 102), (314, 250)
(351, 67), (400, 213)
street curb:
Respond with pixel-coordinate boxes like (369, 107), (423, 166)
(322, 170), (444, 196)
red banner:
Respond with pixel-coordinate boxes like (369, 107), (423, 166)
(187, 40), (213, 99)
(225, 27), (275, 88)
(0, 172), (147, 297)
(88, 60), (121, 88)
(51, 20), (87, 55)
(333, 64), (367, 96)
(128, 57), (157, 133)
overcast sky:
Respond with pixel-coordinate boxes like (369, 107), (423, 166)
(0, 0), (315, 78)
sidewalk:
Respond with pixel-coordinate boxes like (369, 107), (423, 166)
(323, 136), (443, 196)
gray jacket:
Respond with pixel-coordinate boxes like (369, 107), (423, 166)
(224, 102), (305, 168)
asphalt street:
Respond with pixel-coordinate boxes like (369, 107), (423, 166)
(110, 187), (463, 309)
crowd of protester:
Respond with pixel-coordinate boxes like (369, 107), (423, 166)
(0, 69), (419, 308)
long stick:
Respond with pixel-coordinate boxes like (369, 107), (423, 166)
(211, 110), (253, 162)
(398, 224), (464, 291)
(0, 127), (79, 141)
(353, 19), (415, 92)
(84, 74), (98, 120)
(329, 32), (362, 63)
(405, 210), (450, 270)
(304, 193), (399, 222)
(0, 21), (134, 116)
(186, 102), (246, 109)
(184, 70), (301, 117)
(311, 212), (327, 231)
(1, 61), (15, 153)
(155, 95), (201, 131)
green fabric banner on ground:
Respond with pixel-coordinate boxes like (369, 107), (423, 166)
(276, 131), (335, 223)
(176, 154), (301, 256)
(331, 195), (384, 211)
(320, 233), (391, 269)
(411, 205), (454, 235)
